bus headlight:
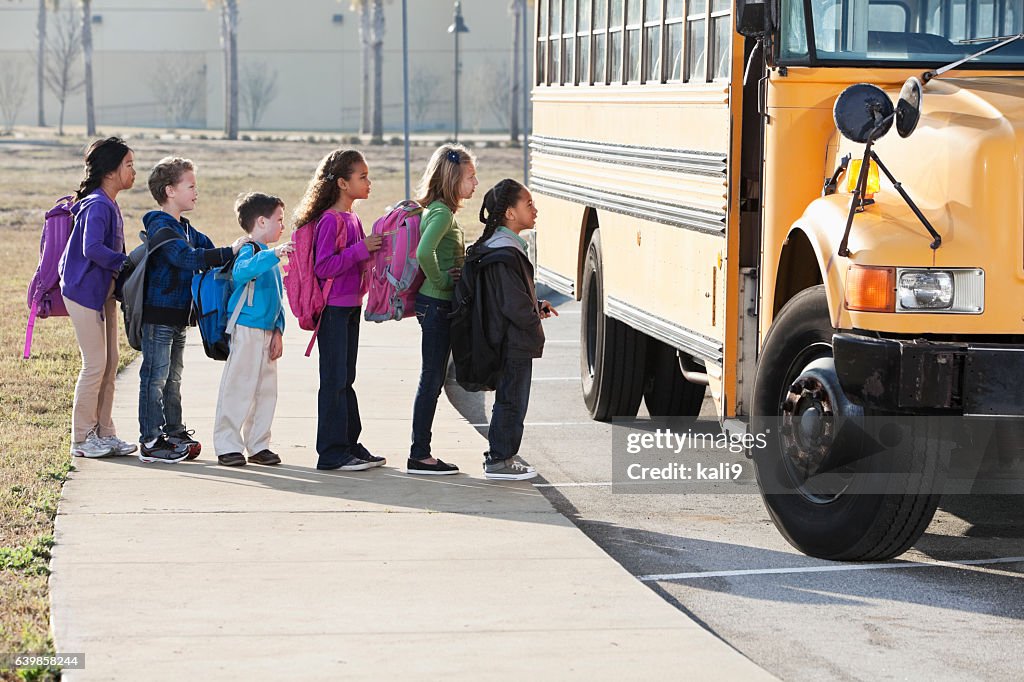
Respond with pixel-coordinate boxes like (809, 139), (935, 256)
(897, 270), (953, 310)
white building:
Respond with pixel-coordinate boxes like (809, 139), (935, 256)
(0, 0), (532, 133)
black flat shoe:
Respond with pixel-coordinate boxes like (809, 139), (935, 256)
(406, 458), (460, 475)
(247, 450), (281, 465)
(218, 453), (246, 467)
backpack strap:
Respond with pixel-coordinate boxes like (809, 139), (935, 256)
(303, 214), (347, 357)
(23, 301), (39, 360)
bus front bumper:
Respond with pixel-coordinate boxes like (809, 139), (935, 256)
(833, 333), (1024, 416)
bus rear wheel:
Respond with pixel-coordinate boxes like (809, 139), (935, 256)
(579, 230), (646, 421)
(643, 339), (706, 417)
(750, 285), (946, 561)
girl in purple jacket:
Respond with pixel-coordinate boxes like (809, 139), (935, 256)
(58, 138), (137, 459)
(293, 150), (384, 471)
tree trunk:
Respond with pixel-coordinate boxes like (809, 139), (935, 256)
(360, 3), (371, 136)
(510, 0), (522, 142)
(82, 0), (96, 136)
(36, 0), (46, 127)
(226, 0), (239, 139)
(370, 0), (384, 142)
(58, 96), (65, 136)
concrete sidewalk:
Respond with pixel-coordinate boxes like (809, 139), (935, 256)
(50, 315), (774, 681)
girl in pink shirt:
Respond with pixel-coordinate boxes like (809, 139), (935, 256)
(293, 149), (384, 471)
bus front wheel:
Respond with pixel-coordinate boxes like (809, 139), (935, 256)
(579, 230), (646, 421)
(750, 286), (946, 560)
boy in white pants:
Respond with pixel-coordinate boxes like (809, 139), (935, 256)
(214, 192), (294, 466)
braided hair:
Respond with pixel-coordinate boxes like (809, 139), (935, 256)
(75, 137), (131, 201)
(471, 178), (526, 252)
(292, 149), (365, 227)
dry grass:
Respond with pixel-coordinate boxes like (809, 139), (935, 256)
(0, 132), (521, 680)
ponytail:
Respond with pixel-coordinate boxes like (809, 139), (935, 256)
(75, 137), (131, 201)
(470, 178), (525, 252)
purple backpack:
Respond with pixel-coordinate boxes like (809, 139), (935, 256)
(24, 196), (73, 359)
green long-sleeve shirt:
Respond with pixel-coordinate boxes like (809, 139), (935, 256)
(416, 200), (465, 300)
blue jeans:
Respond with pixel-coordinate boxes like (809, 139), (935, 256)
(410, 294), (452, 460)
(317, 305), (362, 466)
(138, 323), (187, 443)
(487, 358), (533, 462)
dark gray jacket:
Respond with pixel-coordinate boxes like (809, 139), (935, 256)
(480, 231), (545, 360)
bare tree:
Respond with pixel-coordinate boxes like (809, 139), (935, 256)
(150, 57), (205, 129)
(467, 61), (510, 133)
(31, 0), (60, 126)
(240, 61), (278, 129)
(43, 7), (83, 135)
(370, 0), (384, 142)
(0, 57), (30, 132)
(80, 0), (95, 135)
(410, 67), (437, 131)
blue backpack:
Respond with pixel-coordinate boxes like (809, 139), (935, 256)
(191, 243), (261, 361)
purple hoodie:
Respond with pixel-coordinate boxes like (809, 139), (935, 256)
(312, 210), (370, 307)
(59, 189), (129, 311)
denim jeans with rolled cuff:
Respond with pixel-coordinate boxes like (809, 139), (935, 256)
(138, 323), (187, 443)
(486, 357), (533, 463)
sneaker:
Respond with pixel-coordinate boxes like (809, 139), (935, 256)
(138, 436), (190, 464)
(483, 456), (537, 481)
(317, 456), (376, 471)
(71, 434), (115, 458)
(407, 458), (460, 475)
(218, 453), (246, 467)
(166, 430), (202, 460)
(96, 434), (138, 456)
(247, 450), (281, 466)
(353, 444), (386, 468)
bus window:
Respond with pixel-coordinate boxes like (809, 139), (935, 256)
(611, 1), (625, 83)
(666, 0), (685, 80)
(566, 0), (577, 85)
(687, 0), (708, 81)
(868, 1), (909, 32)
(579, 0), (592, 84)
(711, 0), (731, 80)
(780, 0), (811, 59)
(645, 0), (664, 83)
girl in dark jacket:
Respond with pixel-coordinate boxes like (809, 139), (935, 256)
(472, 179), (558, 480)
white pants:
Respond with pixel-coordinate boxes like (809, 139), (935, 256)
(214, 326), (278, 456)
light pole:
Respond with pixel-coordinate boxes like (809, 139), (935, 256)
(448, 2), (469, 141)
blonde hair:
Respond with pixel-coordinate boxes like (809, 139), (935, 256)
(415, 144), (476, 211)
(292, 149), (365, 227)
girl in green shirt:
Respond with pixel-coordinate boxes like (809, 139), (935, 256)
(407, 144), (478, 476)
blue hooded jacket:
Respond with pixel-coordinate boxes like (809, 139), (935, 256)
(59, 189), (129, 311)
(141, 210), (233, 327)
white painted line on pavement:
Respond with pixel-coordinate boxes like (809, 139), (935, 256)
(638, 555), (1024, 582)
(532, 377), (579, 381)
(534, 482), (613, 488)
(544, 340), (578, 344)
(468, 422), (598, 427)
(383, 473), (543, 496)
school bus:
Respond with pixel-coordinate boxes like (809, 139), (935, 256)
(530, 0), (1024, 560)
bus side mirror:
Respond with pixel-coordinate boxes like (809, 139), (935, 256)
(736, 0), (768, 36)
(896, 77), (923, 138)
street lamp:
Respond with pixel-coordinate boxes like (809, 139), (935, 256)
(448, 1), (470, 141)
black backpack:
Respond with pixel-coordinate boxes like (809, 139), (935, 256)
(449, 245), (511, 392)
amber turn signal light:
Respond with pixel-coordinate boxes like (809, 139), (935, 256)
(846, 265), (895, 312)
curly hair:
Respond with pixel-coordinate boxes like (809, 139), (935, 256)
(75, 137), (132, 201)
(471, 178), (526, 252)
(292, 149), (365, 227)
(415, 144), (476, 211)
(148, 157), (195, 204)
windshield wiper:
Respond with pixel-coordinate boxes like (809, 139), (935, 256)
(923, 32), (1024, 82)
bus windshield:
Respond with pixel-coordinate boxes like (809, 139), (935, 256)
(780, 0), (1024, 65)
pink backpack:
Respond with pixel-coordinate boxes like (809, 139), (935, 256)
(364, 201), (425, 322)
(282, 210), (344, 356)
(24, 196), (73, 359)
